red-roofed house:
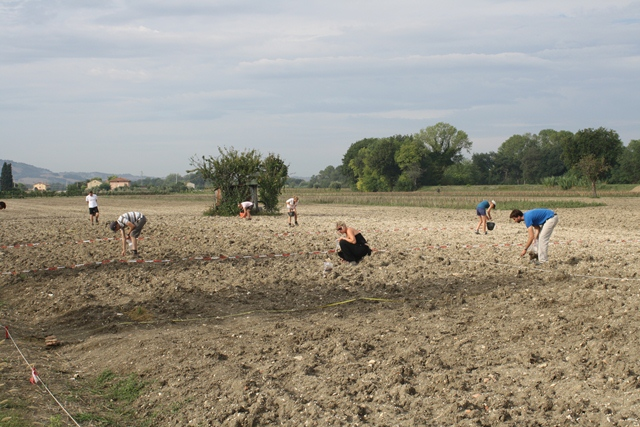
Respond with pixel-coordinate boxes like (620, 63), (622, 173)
(109, 177), (131, 190)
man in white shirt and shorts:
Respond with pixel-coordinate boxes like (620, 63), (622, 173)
(85, 190), (99, 224)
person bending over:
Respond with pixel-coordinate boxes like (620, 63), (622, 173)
(110, 211), (147, 257)
(475, 200), (495, 234)
(286, 196), (299, 227)
(238, 201), (253, 220)
(510, 208), (558, 264)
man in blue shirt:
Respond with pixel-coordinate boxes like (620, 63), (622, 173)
(509, 208), (559, 264)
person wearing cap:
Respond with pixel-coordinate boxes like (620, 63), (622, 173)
(509, 208), (558, 264)
(286, 196), (299, 227)
(238, 201), (253, 220)
(85, 190), (99, 224)
(474, 200), (496, 235)
(110, 211), (147, 257)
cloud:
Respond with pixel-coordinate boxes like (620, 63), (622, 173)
(0, 0), (638, 177)
(88, 66), (150, 81)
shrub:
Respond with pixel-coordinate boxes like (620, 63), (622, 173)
(558, 176), (577, 190)
(541, 176), (557, 187)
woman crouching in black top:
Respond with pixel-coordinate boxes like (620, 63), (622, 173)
(335, 221), (372, 265)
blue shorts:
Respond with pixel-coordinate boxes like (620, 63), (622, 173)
(476, 207), (487, 216)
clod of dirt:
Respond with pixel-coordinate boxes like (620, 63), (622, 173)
(45, 336), (60, 347)
(566, 256), (580, 265)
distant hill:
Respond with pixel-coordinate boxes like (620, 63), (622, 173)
(0, 159), (150, 186)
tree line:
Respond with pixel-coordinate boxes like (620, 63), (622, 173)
(3, 123), (638, 201)
(289, 123), (639, 195)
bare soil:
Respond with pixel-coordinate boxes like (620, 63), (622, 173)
(2, 195), (640, 426)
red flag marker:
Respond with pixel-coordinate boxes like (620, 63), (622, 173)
(30, 367), (39, 384)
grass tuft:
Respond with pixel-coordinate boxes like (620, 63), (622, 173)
(127, 306), (154, 322)
(108, 374), (145, 403)
(93, 369), (146, 404)
(96, 369), (116, 386)
(73, 369), (149, 425)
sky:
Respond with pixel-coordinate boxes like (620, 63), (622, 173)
(1, 1), (639, 178)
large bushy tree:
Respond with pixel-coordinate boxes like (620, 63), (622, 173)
(562, 127), (623, 168)
(491, 130), (570, 184)
(414, 122), (472, 183)
(395, 138), (430, 190)
(341, 138), (377, 189)
(190, 147), (289, 215)
(190, 147), (262, 216)
(470, 152), (496, 185)
(345, 136), (406, 192)
(492, 134), (536, 184)
(360, 137), (403, 191)
(537, 129), (571, 178)
(562, 127), (624, 196)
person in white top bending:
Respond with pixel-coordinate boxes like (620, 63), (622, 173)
(286, 196), (299, 227)
(238, 201), (253, 220)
